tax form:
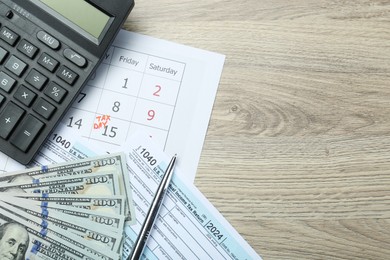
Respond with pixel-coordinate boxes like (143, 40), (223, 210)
(121, 133), (262, 259)
(0, 127), (261, 259)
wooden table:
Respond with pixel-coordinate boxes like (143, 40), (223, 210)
(124, 1), (390, 259)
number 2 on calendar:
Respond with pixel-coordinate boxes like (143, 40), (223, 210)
(154, 85), (161, 96)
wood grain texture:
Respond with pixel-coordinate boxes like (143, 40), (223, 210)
(124, 0), (390, 259)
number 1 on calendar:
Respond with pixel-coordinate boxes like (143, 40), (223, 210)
(122, 78), (129, 89)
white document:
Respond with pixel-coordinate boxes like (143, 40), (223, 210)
(1, 30), (225, 181)
(1, 128), (261, 259)
(122, 133), (262, 259)
(4, 130), (261, 260)
(0, 29), (259, 259)
(60, 30), (225, 181)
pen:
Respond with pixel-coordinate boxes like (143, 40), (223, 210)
(128, 154), (177, 260)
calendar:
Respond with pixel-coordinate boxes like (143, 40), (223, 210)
(0, 30), (224, 180)
(59, 30), (225, 181)
(64, 46), (184, 151)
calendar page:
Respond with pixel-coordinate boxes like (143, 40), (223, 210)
(58, 30), (225, 181)
(0, 31), (224, 180)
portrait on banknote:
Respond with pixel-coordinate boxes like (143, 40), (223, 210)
(0, 221), (30, 260)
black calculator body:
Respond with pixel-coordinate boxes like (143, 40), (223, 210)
(0, 0), (134, 164)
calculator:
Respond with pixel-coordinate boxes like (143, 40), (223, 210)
(0, 0), (134, 164)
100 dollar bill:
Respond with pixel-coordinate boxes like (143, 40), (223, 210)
(6, 193), (127, 215)
(2, 194), (125, 229)
(2, 198), (123, 253)
(0, 200), (119, 260)
(0, 172), (121, 196)
(0, 153), (135, 223)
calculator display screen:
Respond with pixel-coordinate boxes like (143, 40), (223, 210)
(31, 0), (111, 42)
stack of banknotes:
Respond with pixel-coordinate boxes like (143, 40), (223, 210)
(0, 153), (134, 260)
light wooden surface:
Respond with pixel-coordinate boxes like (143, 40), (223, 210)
(124, 1), (390, 259)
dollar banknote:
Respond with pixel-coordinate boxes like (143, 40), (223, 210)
(0, 153), (137, 259)
(0, 153), (135, 223)
(0, 200), (120, 259)
(5, 193), (127, 215)
(0, 172), (121, 196)
(1, 197), (123, 252)
(1, 194), (125, 229)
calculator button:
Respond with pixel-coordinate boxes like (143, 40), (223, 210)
(56, 65), (78, 85)
(0, 27), (19, 46)
(44, 82), (67, 103)
(63, 49), (87, 68)
(0, 94), (4, 106)
(17, 39), (39, 59)
(10, 114), (44, 152)
(5, 11), (14, 19)
(6, 11), (14, 19)
(0, 46), (8, 64)
(0, 71), (16, 92)
(25, 69), (48, 90)
(33, 98), (56, 119)
(0, 102), (25, 139)
(14, 85), (37, 107)
(5, 55), (27, 76)
(38, 53), (59, 72)
(37, 31), (60, 50)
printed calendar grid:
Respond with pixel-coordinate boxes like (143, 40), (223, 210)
(64, 45), (186, 151)
(0, 30), (225, 180)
